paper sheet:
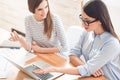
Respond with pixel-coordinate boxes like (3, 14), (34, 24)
(0, 56), (11, 78)
(56, 74), (81, 80)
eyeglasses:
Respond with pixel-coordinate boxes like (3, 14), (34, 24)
(79, 14), (97, 26)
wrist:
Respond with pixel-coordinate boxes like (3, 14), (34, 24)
(52, 67), (58, 72)
(27, 43), (32, 53)
(38, 47), (44, 53)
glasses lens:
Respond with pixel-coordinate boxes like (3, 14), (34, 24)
(84, 21), (89, 26)
(79, 14), (89, 26)
(79, 14), (97, 26)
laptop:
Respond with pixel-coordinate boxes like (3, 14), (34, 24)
(3, 56), (62, 80)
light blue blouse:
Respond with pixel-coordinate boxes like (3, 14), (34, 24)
(69, 29), (120, 80)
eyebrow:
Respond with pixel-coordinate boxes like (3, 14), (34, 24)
(83, 17), (90, 21)
(81, 15), (88, 20)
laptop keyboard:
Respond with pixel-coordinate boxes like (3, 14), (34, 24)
(25, 65), (53, 80)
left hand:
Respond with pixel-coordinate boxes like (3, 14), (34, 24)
(33, 67), (55, 74)
(33, 69), (49, 74)
(32, 41), (42, 53)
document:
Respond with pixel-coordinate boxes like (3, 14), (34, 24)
(0, 56), (11, 78)
(0, 48), (36, 78)
(0, 40), (21, 48)
(56, 74), (81, 80)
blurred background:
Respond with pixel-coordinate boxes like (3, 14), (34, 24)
(0, 0), (120, 36)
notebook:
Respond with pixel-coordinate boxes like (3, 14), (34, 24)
(3, 56), (62, 80)
(0, 40), (21, 48)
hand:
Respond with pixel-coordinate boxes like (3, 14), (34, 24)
(9, 31), (22, 41)
(33, 69), (49, 74)
(92, 69), (104, 77)
(33, 67), (55, 74)
(32, 41), (42, 53)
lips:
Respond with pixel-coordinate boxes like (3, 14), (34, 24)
(85, 27), (88, 30)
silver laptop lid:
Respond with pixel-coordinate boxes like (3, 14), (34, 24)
(3, 56), (40, 80)
(3, 56), (62, 80)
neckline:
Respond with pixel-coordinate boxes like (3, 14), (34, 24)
(32, 15), (44, 23)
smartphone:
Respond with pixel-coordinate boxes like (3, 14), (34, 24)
(11, 28), (25, 37)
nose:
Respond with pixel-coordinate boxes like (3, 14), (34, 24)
(82, 22), (87, 28)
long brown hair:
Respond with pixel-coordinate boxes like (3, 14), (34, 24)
(28, 0), (53, 39)
(83, 0), (119, 41)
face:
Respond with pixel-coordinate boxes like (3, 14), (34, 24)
(80, 11), (101, 32)
(34, 0), (48, 21)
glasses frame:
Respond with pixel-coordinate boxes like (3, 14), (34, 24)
(79, 14), (98, 26)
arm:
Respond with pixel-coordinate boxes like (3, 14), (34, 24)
(69, 55), (84, 67)
(33, 39), (120, 76)
(54, 15), (68, 53)
(33, 67), (80, 75)
(31, 15), (68, 53)
(32, 41), (59, 53)
(10, 31), (30, 51)
(68, 30), (87, 66)
(69, 54), (103, 77)
(77, 39), (120, 77)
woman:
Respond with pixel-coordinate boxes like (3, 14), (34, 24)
(33, 0), (120, 80)
(10, 0), (68, 53)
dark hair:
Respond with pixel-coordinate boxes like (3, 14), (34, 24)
(83, 0), (119, 41)
(28, 0), (53, 39)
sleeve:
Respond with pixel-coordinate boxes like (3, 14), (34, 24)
(24, 16), (32, 43)
(54, 15), (68, 53)
(77, 39), (120, 77)
(24, 16), (32, 52)
(69, 30), (87, 57)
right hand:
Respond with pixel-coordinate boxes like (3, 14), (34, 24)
(9, 31), (21, 41)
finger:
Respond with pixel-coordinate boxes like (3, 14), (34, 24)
(9, 36), (14, 41)
(92, 73), (98, 77)
(96, 70), (102, 76)
(93, 70), (102, 77)
(33, 69), (44, 74)
(43, 70), (49, 74)
(99, 69), (104, 75)
(13, 31), (19, 40)
(10, 32), (16, 41)
(32, 41), (37, 45)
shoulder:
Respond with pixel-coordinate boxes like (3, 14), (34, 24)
(25, 15), (33, 22)
(102, 32), (120, 48)
(51, 13), (62, 21)
(51, 14), (64, 29)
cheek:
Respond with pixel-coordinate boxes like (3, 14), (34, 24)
(35, 10), (42, 15)
(90, 26), (97, 30)
(37, 11), (42, 15)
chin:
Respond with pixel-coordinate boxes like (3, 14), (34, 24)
(42, 15), (47, 18)
(85, 29), (91, 32)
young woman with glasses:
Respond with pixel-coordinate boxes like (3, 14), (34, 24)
(33, 0), (120, 80)
(9, 0), (68, 54)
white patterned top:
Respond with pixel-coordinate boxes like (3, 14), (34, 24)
(24, 14), (68, 53)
